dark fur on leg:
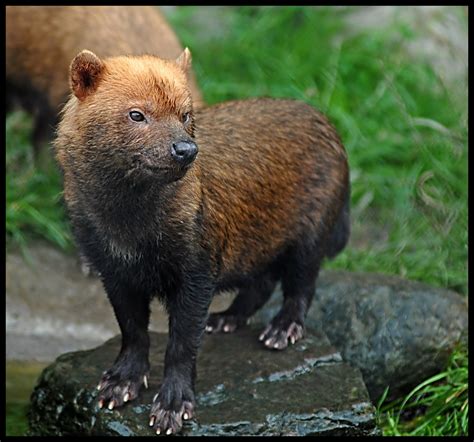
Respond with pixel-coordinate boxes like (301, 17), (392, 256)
(325, 187), (351, 259)
(97, 276), (152, 409)
(150, 271), (214, 435)
(260, 243), (322, 350)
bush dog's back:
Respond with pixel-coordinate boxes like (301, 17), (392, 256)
(196, 99), (349, 277)
(55, 49), (350, 435)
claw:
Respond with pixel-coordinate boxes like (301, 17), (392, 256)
(166, 428), (172, 435)
(108, 400), (115, 410)
(149, 416), (155, 427)
(143, 375), (148, 389)
(259, 324), (271, 341)
(156, 428), (161, 435)
(183, 412), (189, 420)
(98, 399), (104, 409)
(124, 392), (130, 402)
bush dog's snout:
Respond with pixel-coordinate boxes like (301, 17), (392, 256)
(171, 140), (198, 166)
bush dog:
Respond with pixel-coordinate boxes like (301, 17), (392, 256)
(55, 48), (350, 434)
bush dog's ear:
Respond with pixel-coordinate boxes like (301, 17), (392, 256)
(176, 47), (192, 73)
(70, 50), (105, 101)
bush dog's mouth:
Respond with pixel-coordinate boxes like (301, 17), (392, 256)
(140, 162), (193, 183)
(142, 162), (193, 173)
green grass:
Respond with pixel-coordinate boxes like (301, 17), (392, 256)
(6, 6), (467, 436)
(6, 361), (49, 436)
(6, 111), (72, 254)
(377, 348), (468, 436)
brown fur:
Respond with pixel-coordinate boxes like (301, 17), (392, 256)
(56, 54), (348, 278)
(6, 6), (203, 163)
(54, 50), (350, 434)
(195, 99), (348, 277)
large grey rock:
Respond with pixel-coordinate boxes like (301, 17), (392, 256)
(28, 327), (380, 436)
(253, 271), (468, 401)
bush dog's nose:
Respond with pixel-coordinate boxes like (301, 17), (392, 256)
(171, 140), (198, 166)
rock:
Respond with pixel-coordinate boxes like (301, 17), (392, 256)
(17, 242), (465, 433)
(28, 326), (380, 436)
(253, 270), (468, 401)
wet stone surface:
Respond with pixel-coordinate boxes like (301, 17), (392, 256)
(28, 326), (380, 436)
(254, 271), (468, 401)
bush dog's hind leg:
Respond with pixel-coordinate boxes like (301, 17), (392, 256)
(206, 272), (278, 334)
(259, 242), (322, 350)
(97, 278), (151, 409)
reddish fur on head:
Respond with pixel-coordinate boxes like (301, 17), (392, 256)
(57, 49), (196, 191)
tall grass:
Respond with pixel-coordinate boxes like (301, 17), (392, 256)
(6, 111), (72, 253)
(378, 348), (468, 436)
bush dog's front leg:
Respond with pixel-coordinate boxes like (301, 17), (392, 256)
(150, 280), (214, 435)
(96, 278), (151, 410)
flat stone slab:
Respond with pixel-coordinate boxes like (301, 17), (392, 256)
(28, 326), (380, 436)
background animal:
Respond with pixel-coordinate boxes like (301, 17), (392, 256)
(6, 6), (203, 168)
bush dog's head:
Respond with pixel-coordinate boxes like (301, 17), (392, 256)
(61, 48), (197, 185)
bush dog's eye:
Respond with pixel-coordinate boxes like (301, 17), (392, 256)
(129, 111), (146, 122)
(182, 112), (191, 125)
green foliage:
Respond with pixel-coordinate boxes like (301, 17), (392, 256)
(6, 111), (72, 253)
(377, 348), (468, 436)
(5, 403), (29, 436)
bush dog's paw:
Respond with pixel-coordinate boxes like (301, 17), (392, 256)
(259, 320), (304, 350)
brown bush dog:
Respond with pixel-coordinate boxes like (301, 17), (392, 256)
(54, 48), (350, 435)
(6, 6), (203, 166)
